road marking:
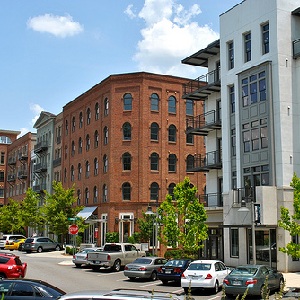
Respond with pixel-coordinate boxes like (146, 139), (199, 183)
(96, 273), (121, 276)
(139, 282), (159, 288)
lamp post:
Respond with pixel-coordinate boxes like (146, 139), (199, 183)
(145, 200), (158, 256)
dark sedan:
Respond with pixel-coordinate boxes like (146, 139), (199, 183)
(157, 259), (192, 285)
(223, 264), (284, 298)
(0, 278), (65, 299)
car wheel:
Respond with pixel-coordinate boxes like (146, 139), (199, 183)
(213, 280), (219, 294)
(55, 245), (61, 251)
(112, 260), (121, 272)
(150, 271), (157, 281)
(37, 247), (43, 253)
(161, 280), (168, 285)
(129, 277), (135, 281)
(92, 266), (100, 271)
(0, 274), (6, 278)
(75, 264), (82, 268)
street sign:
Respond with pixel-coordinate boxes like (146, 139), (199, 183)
(69, 224), (79, 235)
(68, 217), (80, 221)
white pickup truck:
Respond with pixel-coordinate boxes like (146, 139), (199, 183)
(87, 243), (146, 272)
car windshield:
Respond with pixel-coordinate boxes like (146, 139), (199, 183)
(231, 267), (258, 276)
(133, 258), (152, 264)
(188, 263), (211, 271)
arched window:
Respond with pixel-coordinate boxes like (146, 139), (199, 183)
(94, 157), (98, 175)
(150, 93), (159, 111)
(71, 141), (75, 156)
(86, 134), (90, 151)
(123, 122), (131, 140)
(78, 137), (83, 154)
(102, 184), (108, 202)
(168, 124), (177, 142)
(123, 93), (132, 110)
(186, 154), (195, 171)
(95, 102), (99, 120)
(79, 112), (83, 128)
(94, 130), (99, 148)
(150, 182), (159, 200)
(150, 122), (159, 140)
(93, 186), (98, 203)
(64, 168), (67, 182)
(186, 133), (194, 144)
(168, 154), (177, 172)
(78, 163), (82, 180)
(104, 98), (109, 116)
(87, 108), (91, 125)
(168, 95), (176, 113)
(72, 116), (76, 132)
(122, 152), (131, 171)
(103, 154), (108, 173)
(103, 126), (108, 145)
(70, 165), (74, 182)
(122, 182), (131, 200)
(85, 161), (90, 178)
(150, 152), (159, 171)
(85, 187), (89, 204)
(65, 120), (68, 135)
(77, 189), (81, 205)
(168, 183), (176, 199)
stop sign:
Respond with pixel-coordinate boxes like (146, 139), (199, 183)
(69, 224), (79, 235)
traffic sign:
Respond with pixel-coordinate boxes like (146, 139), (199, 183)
(69, 224), (79, 235)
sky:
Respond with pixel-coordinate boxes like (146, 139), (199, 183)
(0, 0), (241, 136)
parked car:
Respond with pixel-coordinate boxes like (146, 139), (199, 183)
(0, 278), (65, 299)
(124, 257), (168, 281)
(157, 259), (192, 285)
(72, 247), (103, 268)
(0, 234), (26, 250)
(4, 238), (26, 251)
(57, 288), (184, 300)
(23, 237), (62, 253)
(0, 252), (27, 278)
(223, 264), (284, 298)
(181, 259), (230, 294)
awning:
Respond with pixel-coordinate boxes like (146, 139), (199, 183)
(76, 206), (97, 219)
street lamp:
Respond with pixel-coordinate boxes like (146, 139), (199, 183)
(238, 200), (256, 264)
(145, 204), (158, 256)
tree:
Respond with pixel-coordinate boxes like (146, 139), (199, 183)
(158, 177), (208, 256)
(278, 173), (300, 258)
(43, 181), (85, 243)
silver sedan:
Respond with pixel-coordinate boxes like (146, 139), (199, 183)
(72, 247), (103, 268)
(124, 257), (168, 281)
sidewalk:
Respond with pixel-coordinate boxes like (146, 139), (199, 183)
(283, 272), (300, 288)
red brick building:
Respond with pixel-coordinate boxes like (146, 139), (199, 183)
(62, 72), (206, 252)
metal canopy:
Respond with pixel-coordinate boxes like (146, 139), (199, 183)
(76, 206), (97, 219)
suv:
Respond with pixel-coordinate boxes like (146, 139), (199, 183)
(23, 237), (61, 253)
(0, 252), (27, 278)
(0, 234), (26, 249)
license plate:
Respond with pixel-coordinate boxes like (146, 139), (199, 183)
(232, 280), (242, 286)
(95, 261), (100, 264)
(165, 270), (171, 274)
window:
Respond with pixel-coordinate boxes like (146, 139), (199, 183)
(262, 22), (269, 55)
(230, 228), (239, 257)
(186, 133), (194, 144)
(72, 117), (76, 132)
(103, 154), (108, 173)
(71, 141), (75, 156)
(93, 186), (98, 203)
(95, 102), (99, 120)
(94, 130), (99, 148)
(150, 182), (159, 200)
(244, 32), (251, 62)
(78, 137), (83, 154)
(94, 158), (98, 175)
(0, 152), (5, 165)
(186, 99), (193, 116)
(70, 165), (74, 181)
(228, 41), (234, 69)
(85, 187), (89, 204)
(150, 93), (159, 111)
(231, 128), (236, 156)
(86, 134), (90, 151)
(65, 120), (68, 135)
(122, 182), (131, 200)
(87, 108), (91, 125)
(0, 188), (4, 198)
(79, 112), (83, 128)
(168, 154), (177, 172)
(103, 127), (108, 145)
(243, 165), (270, 187)
(168, 125), (176, 142)
(0, 171), (4, 182)
(122, 152), (131, 171)
(11, 282), (35, 297)
(78, 163), (82, 180)
(168, 183), (176, 199)
(77, 189), (81, 205)
(102, 184), (108, 202)
(123, 93), (132, 110)
(150, 122), (159, 141)
(229, 85), (235, 113)
(150, 152), (159, 171)
(85, 161), (90, 178)
(186, 154), (194, 171)
(123, 122), (131, 140)
(104, 98), (109, 116)
(168, 96), (176, 114)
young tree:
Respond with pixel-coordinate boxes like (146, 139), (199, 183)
(278, 173), (300, 258)
(158, 177), (208, 256)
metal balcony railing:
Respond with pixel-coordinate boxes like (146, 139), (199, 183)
(33, 163), (47, 173)
(7, 174), (16, 182)
(53, 157), (62, 167)
(32, 183), (47, 193)
(34, 141), (48, 154)
(199, 192), (223, 207)
(293, 39), (300, 59)
(18, 171), (28, 179)
(8, 157), (16, 165)
(18, 152), (28, 160)
(187, 150), (222, 172)
(233, 187), (256, 205)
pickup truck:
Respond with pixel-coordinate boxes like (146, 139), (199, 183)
(87, 243), (146, 272)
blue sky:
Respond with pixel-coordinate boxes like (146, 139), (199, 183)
(0, 0), (240, 136)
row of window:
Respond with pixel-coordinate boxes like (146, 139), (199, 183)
(76, 182), (176, 205)
(227, 22), (269, 69)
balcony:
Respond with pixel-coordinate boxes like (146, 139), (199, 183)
(187, 150), (222, 172)
(183, 68), (221, 100)
(293, 39), (300, 59)
(8, 157), (16, 165)
(18, 170), (28, 179)
(7, 174), (16, 182)
(233, 187), (256, 205)
(34, 163), (47, 173)
(34, 141), (48, 154)
(53, 157), (61, 168)
(18, 152), (28, 161)
(199, 192), (223, 207)
(32, 183), (47, 193)
(186, 109), (221, 136)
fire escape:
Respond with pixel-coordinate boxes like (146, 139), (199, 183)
(33, 140), (48, 193)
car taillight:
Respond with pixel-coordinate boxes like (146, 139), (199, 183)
(205, 273), (213, 279)
(181, 273), (186, 278)
(173, 267), (181, 273)
(246, 279), (258, 285)
(124, 266), (128, 270)
(107, 255), (111, 261)
(5, 241), (9, 245)
(157, 267), (162, 273)
(73, 255), (76, 259)
(223, 279), (229, 285)
(139, 266), (147, 271)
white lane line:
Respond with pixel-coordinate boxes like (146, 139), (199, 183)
(139, 282), (159, 288)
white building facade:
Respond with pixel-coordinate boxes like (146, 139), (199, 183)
(182, 0), (300, 272)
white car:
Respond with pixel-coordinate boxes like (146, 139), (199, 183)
(181, 259), (230, 294)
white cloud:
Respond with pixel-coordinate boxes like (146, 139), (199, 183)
(30, 103), (44, 127)
(27, 14), (84, 38)
(124, 5), (136, 19)
(129, 0), (219, 78)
